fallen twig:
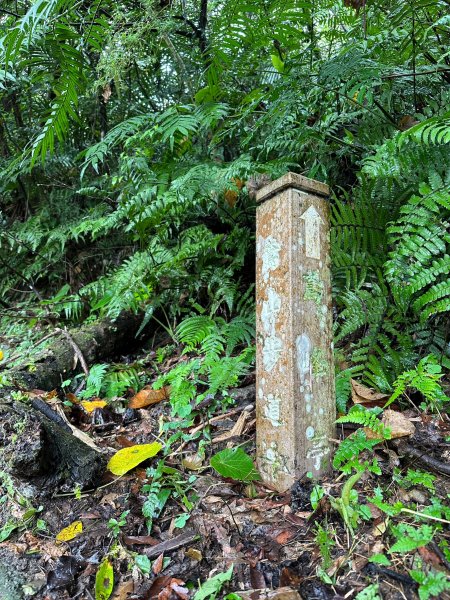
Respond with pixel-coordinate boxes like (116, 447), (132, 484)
(169, 404), (254, 457)
(395, 441), (450, 476)
(142, 531), (199, 558)
(58, 327), (90, 376)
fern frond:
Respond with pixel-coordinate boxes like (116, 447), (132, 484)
(401, 111), (450, 146)
(333, 429), (380, 471)
(336, 406), (390, 438)
(176, 316), (216, 352)
(385, 179), (450, 320)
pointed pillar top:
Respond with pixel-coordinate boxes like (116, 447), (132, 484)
(256, 172), (330, 204)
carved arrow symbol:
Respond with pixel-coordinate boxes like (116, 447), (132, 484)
(300, 205), (323, 259)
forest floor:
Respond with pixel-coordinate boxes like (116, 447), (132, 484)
(0, 343), (450, 600)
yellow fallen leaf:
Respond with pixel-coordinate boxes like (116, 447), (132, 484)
(0, 350), (4, 361)
(56, 520), (83, 542)
(81, 399), (107, 413)
(371, 518), (389, 537)
(107, 442), (163, 476)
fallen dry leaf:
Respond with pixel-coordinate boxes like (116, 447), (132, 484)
(371, 540), (386, 555)
(129, 386), (170, 409)
(79, 512), (100, 520)
(366, 409), (415, 440)
(418, 545), (442, 568)
(65, 392), (80, 404)
(170, 581), (189, 600)
(250, 566), (266, 590)
(182, 453), (204, 470)
(202, 495), (224, 505)
(111, 580), (134, 600)
(101, 493), (119, 508)
(239, 587), (302, 600)
(21, 532), (66, 559)
(280, 567), (302, 587)
(144, 575), (171, 599)
(116, 436), (136, 448)
(123, 535), (159, 546)
(274, 529), (296, 545)
(326, 554), (347, 577)
(213, 410), (249, 444)
(152, 553), (164, 575)
(154, 578), (188, 600)
(366, 503), (383, 519)
(351, 379), (389, 407)
(185, 548), (202, 561)
(352, 555), (368, 571)
(371, 518), (389, 537)
(383, 409), (416, 438)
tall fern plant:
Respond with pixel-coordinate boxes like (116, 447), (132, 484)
(332, 127), (450, 395)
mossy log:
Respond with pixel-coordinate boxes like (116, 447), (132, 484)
(5, 311), (144, 391)
(0, 312), (146, 492)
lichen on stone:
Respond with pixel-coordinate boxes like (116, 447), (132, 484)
(311, 347), (328, 378)
(303, 270), (323, 307)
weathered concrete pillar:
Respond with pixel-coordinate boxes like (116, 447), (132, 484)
(255, 173), (335, 492)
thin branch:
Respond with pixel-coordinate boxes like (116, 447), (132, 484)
(0, 8), (20, 18)
(411, 6), (418, 113)
(58, 327), (90, 377)
(172, 15), (202, 40)
(162, 33), (195, 99)
(0, 254), (44, 301)
(383, 68), (450, 79)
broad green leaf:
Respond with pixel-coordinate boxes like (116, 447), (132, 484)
(270, 54), (285, 73)
(210, 448), (261, 482)
(95, 559), (114, 600)
(135, 554), (151, 574)
(368, 554), (391, 566)
(194, 565), (233, 600)
(107, 442), (162, 476)
(174, 513), (190, 529)
(0, 522), (18, 543)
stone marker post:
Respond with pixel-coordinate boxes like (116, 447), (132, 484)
(255, 172), (335, 492)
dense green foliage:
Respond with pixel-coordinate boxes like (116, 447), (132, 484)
(0, 0), (449, 401)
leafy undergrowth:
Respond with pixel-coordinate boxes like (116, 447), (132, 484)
(0, 339), (450, 600)
(0, 332), (450, 600)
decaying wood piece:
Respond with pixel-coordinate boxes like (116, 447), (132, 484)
(0, 397), (105, 490)
(391, 438), (450, 476)
(3, 310), (144, 391)
(255, 173), (335, 492)
(141, 531), (199, 558)
(237, 588), (302, 600)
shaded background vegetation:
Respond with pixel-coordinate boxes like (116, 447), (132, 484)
(0, 0), (449, 407)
